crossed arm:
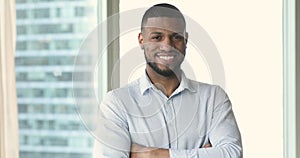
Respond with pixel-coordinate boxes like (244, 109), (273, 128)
(130, 143), (212, 158)
(94, 87), (243, 158)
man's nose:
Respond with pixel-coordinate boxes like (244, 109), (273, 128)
(160, 38), (173, 51)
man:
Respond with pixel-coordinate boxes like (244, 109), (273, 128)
(94, 3), (242, 158)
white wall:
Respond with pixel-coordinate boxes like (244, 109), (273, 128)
(119, 1), (283, 157)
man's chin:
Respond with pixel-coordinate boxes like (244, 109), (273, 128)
(156, 70), (175, 77)
(148, 62), (176, 77)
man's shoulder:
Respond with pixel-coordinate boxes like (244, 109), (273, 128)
(187, 78), (222, 92)
(186, 79), (228, 102)
(106, 79), (141, 98)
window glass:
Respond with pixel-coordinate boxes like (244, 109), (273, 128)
(15, 0), (98, 158)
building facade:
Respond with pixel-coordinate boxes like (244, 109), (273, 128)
(15, 0), (97, 157)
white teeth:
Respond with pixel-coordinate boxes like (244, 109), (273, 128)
(159, 56), (174, 60)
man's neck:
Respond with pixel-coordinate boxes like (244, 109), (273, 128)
(146, 66), (181, 97)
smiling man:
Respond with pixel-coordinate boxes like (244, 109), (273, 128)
(139, 15), (187, 97)
(94, 3), (242, 158)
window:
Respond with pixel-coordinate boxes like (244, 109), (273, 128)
(16, 10), (28, 19)
(75, 6), (95, 17)
(17, 26), (27, 35)
(29, 40), (50, 50)
(33, 8), (50, 19)
(75, 7), (85, 17)
(16, 41), (27, 50)
(15, 56), (75, 66)
(15, 0), (99, 157)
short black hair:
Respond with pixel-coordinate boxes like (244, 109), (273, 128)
(141, 3), (186, 30)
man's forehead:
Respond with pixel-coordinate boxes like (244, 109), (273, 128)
(143, 17), (185, 32)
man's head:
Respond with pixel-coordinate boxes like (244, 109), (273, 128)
(138, 3), (188, 77)
(141, 3), (186, 31)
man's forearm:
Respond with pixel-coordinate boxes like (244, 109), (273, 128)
(130, 144), (212, 158)
(151, 149), (170, 158)
(130, 144), (169, 158)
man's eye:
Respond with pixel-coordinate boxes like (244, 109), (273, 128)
(151, 36), (161, 40)
(173, 35), (183, 41)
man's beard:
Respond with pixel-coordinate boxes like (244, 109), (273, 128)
(147, 62), (176, 77)
(144, 50), (184, 77)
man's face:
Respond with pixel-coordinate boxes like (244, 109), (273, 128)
(138, 17), (188, 76)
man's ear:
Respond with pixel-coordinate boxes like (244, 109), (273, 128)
(138, 33), (144, 49)
(184, 32), (189, 44)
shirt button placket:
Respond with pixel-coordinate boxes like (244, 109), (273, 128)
(166, 99), (177, 148)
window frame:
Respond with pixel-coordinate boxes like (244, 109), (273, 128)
(283, 0), (299, 158)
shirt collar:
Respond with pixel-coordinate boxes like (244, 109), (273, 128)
(139, 70), (196, 95)
(177, 72), (197, 93)
(139, 71), (153, 95)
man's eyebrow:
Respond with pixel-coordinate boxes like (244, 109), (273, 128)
(173, 32), (184, 36)
(149, 32), (184, 35)
(150, 32), (163, 35)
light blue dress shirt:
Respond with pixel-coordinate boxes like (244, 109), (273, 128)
(94, 71), (242, 158)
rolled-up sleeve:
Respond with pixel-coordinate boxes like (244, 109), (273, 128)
(169, 86), (242, 158)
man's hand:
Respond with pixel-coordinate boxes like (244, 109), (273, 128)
(130, 143), (212, 158)
(203, 143), (212, 148)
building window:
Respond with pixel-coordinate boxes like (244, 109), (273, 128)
(75, 7), (85, 17)
(15, 0), (98, 157)
(17, 26), (27, 35)
(33, 8), (50, 19)
(16, 41), (27, 50)
(16, 10), (27, 19)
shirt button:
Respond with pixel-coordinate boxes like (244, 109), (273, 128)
(167, 100), (171, 104)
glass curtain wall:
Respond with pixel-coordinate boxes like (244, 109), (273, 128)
(15, 0), (98, 157)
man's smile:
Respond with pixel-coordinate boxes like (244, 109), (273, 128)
(158, 55), (174, 60)
(154, 52), (179, 63)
